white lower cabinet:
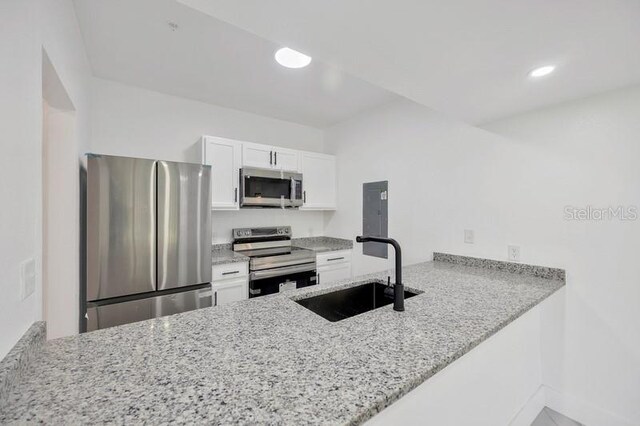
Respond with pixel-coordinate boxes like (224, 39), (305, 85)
(213, 277), (248, 306)
(318, 263), (351, 285)
(211, 262), (248, 306)
(316, 250), (352, 285)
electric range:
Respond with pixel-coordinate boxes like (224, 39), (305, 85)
(232, 226), (317, 298)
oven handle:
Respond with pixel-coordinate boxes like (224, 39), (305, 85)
(252, 257), (315, 270)
(250, 263), (317, 281)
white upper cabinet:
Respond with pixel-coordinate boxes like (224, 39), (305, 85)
(242, 141), (299, 172)
(242, 142), (274, 170)
(201, 136), (242, 210)
(202, 135), (336, 210)
(300, 151), (336, 210)
(273, 147), (299, 172)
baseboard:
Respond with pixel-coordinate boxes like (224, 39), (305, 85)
(509, 385), (546, 426)
(544, 386), (633, 426)
(509, 385), (634, 426)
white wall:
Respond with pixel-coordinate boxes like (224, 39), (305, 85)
(0, 0), (91, 357)
(211, 210), (325, 244)
(325, 99), (567, 275)
(324, 88), (640, 423)
(90, 77), (326, 243)
(483, 86), (640, 425)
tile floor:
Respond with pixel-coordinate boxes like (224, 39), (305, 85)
(531, 407), (583, 426)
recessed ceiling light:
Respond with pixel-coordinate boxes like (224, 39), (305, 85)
(275, 47), (312, 69)
(529, 65), (555, 78)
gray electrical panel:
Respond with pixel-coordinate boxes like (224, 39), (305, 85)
(362, 180), (388, 258)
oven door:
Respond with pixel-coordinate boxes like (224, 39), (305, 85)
(240, 167), (303, 208)
(249, 263), (317, 298)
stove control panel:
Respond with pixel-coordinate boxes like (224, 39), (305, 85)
(232, 226), (291, 240)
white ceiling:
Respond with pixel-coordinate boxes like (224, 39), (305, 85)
(73, 0), (398, 128)
(178, 0), (640, 124)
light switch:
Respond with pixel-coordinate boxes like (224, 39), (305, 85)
(464, 229), (474, 244)
(508, 245), (521, 262)
(20, 258), (36, 300)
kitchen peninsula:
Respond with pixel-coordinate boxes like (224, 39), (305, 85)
(0, 254), (564, 424)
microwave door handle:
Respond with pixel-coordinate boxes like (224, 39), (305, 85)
(290, 177), (296, 203)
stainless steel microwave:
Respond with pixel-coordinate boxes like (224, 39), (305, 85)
(240, 167), (303, 208)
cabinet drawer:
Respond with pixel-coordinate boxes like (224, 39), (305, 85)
(316, 250), (352, 267)
(212, 262), (248, 281)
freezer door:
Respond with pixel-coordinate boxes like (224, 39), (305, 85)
(86, 287), (213, 332)
(157, 161), (212, 290)
(87, 155), (157, 301)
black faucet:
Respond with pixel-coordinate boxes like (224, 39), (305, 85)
(355, 236), (404, 312)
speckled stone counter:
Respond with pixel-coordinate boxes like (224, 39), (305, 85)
(433, 252), (565, 281)
(0, 258), (564, 425)
(211, 243), (248, 266)
(292, 236), (353, 253)
(0, 322), (46, 402)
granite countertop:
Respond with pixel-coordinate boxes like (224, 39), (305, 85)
(211, 236), (353, 265)
(291, 236), (353, 253)
(0, 257), (564, 424)
(211, 246), (248, 266)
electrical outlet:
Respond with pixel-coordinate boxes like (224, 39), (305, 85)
(508, 245), (521, 262)
(464, 229), (474, 244)
(20, 258), (36, 300)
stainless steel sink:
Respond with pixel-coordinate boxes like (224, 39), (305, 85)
(295, 281), (420, 322)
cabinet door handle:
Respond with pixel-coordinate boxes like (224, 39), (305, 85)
(327, 257), (344, 262)
(234, 187), (238, 203)
(274, 151), (277, 165)
(222, 270), (240, 276)
(303, 191), (306, 203)
(317, 273), (320, 285)
(270, 151), (273, 165)
(214, 291), (217, 307)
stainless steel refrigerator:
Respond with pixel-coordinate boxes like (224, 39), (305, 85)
(84, 154), (212, 332)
